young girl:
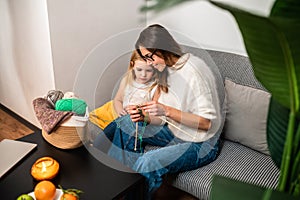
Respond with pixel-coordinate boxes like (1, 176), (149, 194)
(113, 50), (167, 120)
(89, 50), (167, 130)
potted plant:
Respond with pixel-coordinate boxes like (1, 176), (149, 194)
(141, 0), (300, 198)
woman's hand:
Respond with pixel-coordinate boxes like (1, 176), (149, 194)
(142, 101), (211, 131)
(141, 101), (167, 117)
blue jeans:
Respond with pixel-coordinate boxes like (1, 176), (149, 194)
(93, 115), (220, 194)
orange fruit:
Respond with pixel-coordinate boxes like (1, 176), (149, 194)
(34, 180), (56, 200)
(58, 185), (83, 200)
(60, 193), (78, 200)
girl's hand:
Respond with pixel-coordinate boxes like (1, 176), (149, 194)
(141, 101), (166, 116)
(125, 105), (146, 122)
(118, 109), (128, 117)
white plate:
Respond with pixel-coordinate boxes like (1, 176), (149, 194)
(28, 189), (63, 200)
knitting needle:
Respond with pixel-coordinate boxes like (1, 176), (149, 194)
(158, 116), (196, 139)
(134, 123), (138, 151)
(134, 106), (144, 151)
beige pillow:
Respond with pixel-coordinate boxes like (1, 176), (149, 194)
(224, 79), (271, 155)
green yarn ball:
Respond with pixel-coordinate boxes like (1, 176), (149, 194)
(55, 98), (87, 115)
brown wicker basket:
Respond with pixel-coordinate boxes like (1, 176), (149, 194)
(42, 119), (87, 150)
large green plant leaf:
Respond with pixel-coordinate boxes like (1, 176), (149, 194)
(267, 98), (289, 167)
(271, 0), (300, 18)
(210, 175), (299, 200)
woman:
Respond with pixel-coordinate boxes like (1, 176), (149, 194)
(94, 24), (223, 197)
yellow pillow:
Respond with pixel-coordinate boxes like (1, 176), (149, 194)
(89, 100), (118, 129)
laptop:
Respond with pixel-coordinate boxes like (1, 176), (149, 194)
(0, 139), (37, 178)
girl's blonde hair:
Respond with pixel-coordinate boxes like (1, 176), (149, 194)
(125, 50), (168, 94)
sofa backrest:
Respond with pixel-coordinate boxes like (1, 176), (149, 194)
(181, 45), (266, 91)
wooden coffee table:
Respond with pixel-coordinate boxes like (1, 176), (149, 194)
(0, 131), (145, 199)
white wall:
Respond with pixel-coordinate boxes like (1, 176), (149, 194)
(46, 0), (146, 109)
(0, 0), (55, 127)
(0, 0), (144, 127)
(0, 0), (275, 127)
(46, 0), (145, 93)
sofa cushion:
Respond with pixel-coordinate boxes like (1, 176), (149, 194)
(89, 100), (118, 129)
(167, 140), (279, 200)
(224, 79), (271, 155)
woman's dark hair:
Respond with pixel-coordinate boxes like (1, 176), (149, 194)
(135, 24), (183, 67)
(135, 24), (183, 94)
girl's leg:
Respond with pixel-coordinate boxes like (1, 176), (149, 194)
(108, 115), (175, 152)
(107, 116), (178, 167)
(142, 123), (176, 147)
(99, 115), (177, 168)
(93, 115), (141, 153)
(105, 115), (143, 166)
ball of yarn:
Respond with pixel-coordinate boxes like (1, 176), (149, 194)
(63, 91), (78, 99)
(46, 90), (64, 107)
(55, 98), (87, 116)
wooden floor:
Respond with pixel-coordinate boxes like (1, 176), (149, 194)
(0, 104), (198, 200)
(0, 105), (36, 141)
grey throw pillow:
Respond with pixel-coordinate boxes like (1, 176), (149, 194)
(224, 79), (271, 155)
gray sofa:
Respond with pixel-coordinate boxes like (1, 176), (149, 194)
(88, 45), (280, 200)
